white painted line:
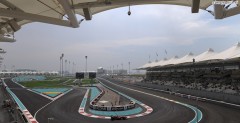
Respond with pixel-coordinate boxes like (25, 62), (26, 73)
(136, 84), (240, 108)
(34, 88), (73, 119)
(98, 77), (203, 123)
(53, 89), (73, 100)
(27, 89), (53, 101)
(11, 78), (26, 88)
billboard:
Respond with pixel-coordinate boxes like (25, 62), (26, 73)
(76, 72), (84, 79)
(89, 72), (96, 79)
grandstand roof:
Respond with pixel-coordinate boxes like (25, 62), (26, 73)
(1, 0), (240, 43)
(208, 42), (240, 60)
(0, 0), (215, 42)
(194, 48), (217, 62)
(161, 56), (179, 66)
(173, 52), (195, 65)
(139, 43), (240, 70)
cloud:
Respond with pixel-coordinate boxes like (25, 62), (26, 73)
(2, 4), (240, 71)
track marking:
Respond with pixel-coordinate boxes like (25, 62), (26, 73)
(3, 79), (38, 123)
(34, 89), (73, 118)
(27, 89), (54, 101)
(98, 77), (203, 123)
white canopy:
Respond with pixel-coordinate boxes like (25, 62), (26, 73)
(0, 0), (214, 35)
(139, 42), (240, 70)
(173, 52), (195, 65)
(161, 56), (179, 66)
(208, 42), (240, 60)
(194, 48), (216, 62)
(138, 62), (152, 69)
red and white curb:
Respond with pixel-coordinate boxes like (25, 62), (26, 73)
(23, 109), (38, 123)
(78, 89), (153, 119)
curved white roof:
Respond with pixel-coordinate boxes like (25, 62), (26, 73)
(208, 42), (240, 60)
(138, 62), (152, 69)
(161, 56), (179, 66)
(0, 0), (213, 35)
(194, 48), (217, 62)
(173, 52), (195, 64)
(139, 42), (240, 69)
(153, 58), (168, 67)
(1, 0), (240, 43)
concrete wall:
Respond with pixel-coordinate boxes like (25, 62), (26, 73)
(135, 82), (240, 105)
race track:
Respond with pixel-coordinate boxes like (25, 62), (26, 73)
(4, 78), (240, 123)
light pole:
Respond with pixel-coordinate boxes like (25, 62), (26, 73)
(110, 66), (112, 75)
(117, 64), (118, 75)
(128, 62), (130, 75)
(85, 56), (88, 73)
(113, 65), (114, 75)
(121, 63), (123, 81)
(47, 117), (54, 123)
(72, 62), (74, 74)
(121, 63), (123, 74)
(60, 56), (62, 77)
(61, 53), (64, 77)
(69, 61), (70, 75)
(65, 59), (67, 76)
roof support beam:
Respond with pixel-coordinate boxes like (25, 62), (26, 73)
(224, 6), (240, 18)
(9, 20), (21, 32)
(0, 8), (72, 27)
(74, 0), (146, 9)
(214, 4), (224, 19)
(191, 0), (200, 13)
(83, 8), (92, 20)
(57, 0), (79, 28)
(0, 35), (16, 42)
(0, 0), (23, 11)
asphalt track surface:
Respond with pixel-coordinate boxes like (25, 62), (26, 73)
(5, 78), (240, 123)
(100, 77), (240, 123)
(35, 80), (195, 123)
(4, 79), (51, 115)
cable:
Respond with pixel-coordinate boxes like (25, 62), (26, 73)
(36, 0), (68, 19)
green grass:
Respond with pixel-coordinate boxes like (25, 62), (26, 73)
(21, 80), (69, 88)
(81, 79), (98, 85)
(45, 76), (60, 80)
(64, 79), (76, 85)
(20, 78), (97, 88)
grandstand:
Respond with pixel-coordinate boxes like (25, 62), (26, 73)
(138, 43), (240, 95)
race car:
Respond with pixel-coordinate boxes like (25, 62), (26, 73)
(110, 115), (127, 121)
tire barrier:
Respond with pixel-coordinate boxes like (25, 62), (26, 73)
(89, 87), (136, 111)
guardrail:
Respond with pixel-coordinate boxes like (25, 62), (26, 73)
(89, 86), (136, 111)
(2, 79), (38, 123)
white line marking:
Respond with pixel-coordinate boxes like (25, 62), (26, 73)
(98, 77), (203, 123)
(27, 89), (53, 101)
(135, 84), (240, 108)
(34, 89), (73, 118)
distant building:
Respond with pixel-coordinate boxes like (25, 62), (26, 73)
(0, 69), (58, 77)
(97, 67), (127, 75)
(97, 67), (105, 74)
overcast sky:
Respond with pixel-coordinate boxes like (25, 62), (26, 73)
(1, 5), (240, 72)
